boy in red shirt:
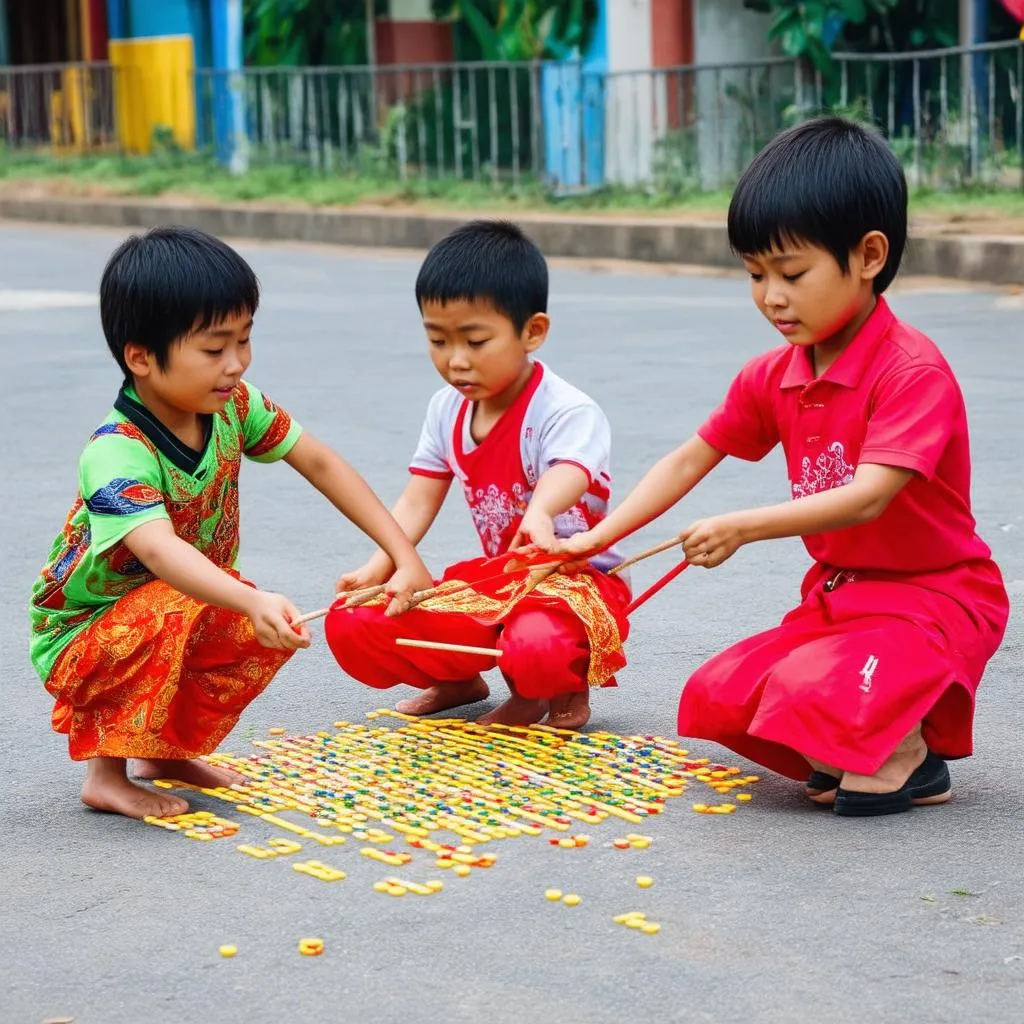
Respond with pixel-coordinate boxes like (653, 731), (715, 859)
(550, 117), (1009, 816)
(328, 220), (630, 730)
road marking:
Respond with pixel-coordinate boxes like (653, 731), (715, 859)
(0, 289), (98, 311)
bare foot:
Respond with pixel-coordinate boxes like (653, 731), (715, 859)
(395, 676), (490, 716)
(840, 728), (929, 795)
(81, 758), (189, 819)
(133, 758), (245, 789)
(805, 757), (842, 805)
(477, 693), (548, 726)
(545, 691), (591, 731)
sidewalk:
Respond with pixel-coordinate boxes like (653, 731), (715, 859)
(2, 194), (1022, 285)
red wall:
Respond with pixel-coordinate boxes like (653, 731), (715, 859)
(651, 0), (694, 128)
(374, 19), (454, 103)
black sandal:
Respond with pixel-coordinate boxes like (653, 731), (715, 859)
(805, 771), (841, 796)
(833, 752), (951, 818)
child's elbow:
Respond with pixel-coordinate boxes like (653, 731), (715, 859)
(853, 490), (894, 525)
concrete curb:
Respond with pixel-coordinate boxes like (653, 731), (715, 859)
(1, 196), (1022, 286)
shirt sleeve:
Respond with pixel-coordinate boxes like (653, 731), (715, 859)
(536, 401), (610, 483)
(697, 354), (780, 461)
(860, 366), (960, 479)
(79, 433), (171, 556)
(239, 380), (303, 463)
(409, 389), (455, 479)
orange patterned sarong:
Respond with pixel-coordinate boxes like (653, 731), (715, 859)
(46, 578), (291, 761)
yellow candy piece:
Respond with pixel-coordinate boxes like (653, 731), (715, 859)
(454, 865), (472, 877)
(545, 889), (563, 901)
(562, 894), (581, 906)
(626, 917), (647, 929)
(268, 728), (285, 736)
(298, 938), (324, 956)
(635, 876), (654, 889)
(219, 944), (238, 958)
(691, 804), (709, 813)
(613, 912), (646, 924)
(373, 881), (390, 893)
(736, 793), (753, 802)
(641, 922), (661, 935)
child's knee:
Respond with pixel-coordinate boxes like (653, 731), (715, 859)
(500, 609), (588, 699)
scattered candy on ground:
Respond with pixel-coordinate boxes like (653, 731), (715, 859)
(613, 912), (661, 935)
(142, 810), (239, 839)
(145, 712), (757, 936)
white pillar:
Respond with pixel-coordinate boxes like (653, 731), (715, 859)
(604, 0), (653, 184)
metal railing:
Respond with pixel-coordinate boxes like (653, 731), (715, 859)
(3, 40), (1022, 193)
(0, 62), (117, 151)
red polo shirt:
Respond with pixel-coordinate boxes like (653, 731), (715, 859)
(698, 297), (992, 574)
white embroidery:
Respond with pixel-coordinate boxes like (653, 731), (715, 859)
(792, 440), (856, 499)
(464, 482), (528, 555)
(858, 654), (879, 693)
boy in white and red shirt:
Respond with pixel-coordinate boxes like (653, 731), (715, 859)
(327, 220), (629, 729)
(550, 117), (1008, 817)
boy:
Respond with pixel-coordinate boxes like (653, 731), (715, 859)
(30, 226), (431, 821)
(328, 220), (630, 730)
(547, 117), (1008, 816)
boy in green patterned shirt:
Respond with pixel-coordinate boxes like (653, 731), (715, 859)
(30, 227), (431, 821)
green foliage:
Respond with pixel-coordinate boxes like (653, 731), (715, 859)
(429, 0), (598, 61)
(742, 0), (899, 72)
(244, 0), (387, 67)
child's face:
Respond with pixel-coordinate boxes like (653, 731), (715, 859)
(125, 310), (253, 417)
(421, 298), (548, 405)
(741, 234), (887, 351)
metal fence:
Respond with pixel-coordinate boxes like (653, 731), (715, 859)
(3, 40), (1023, 193)
(0, 62), (118, 151)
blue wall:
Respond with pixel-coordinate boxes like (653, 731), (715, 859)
(106, 0), (238, 165)
(541, 0), (607, 190)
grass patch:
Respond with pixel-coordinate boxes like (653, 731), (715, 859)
(2, 148), (1023, 221)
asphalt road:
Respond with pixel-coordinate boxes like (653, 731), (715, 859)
(2, 222), (1021, 1024)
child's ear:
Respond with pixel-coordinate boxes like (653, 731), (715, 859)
(858, 230), (890, 283)
(123, 342), (154, 378)
(522, 313), (550, 353)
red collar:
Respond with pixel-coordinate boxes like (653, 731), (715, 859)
(779, 297), (895, 390)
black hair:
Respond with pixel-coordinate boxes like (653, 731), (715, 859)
(415, 219), (548, 331)
(100, 226), (260, 377)
(727, 116), (908, 294)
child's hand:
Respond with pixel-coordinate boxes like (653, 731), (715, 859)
(383, 564), (434, 617)
(510, 508), (557, 552)
(680, 513), (747, 568)
(245, 591), (312, 650)
(336, 558), (391, 596)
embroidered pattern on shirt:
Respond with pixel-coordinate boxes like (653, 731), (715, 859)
(792, 441), (855, 499)
(465, 482), (529, 555)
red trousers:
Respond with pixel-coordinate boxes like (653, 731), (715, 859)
(325, 571), (630, 700)
(678, 562), (1008, 780)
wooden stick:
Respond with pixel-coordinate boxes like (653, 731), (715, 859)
(395, 638), (503, 658)
(292, 606), (330, 627)
(608, 535), (682, 576)
(295, 557), (564, 630)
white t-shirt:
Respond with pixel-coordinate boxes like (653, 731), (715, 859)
(410, 361), (623, 571)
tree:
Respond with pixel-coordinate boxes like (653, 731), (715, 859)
(244, 0), (387, 67)
(429, 0), (599, 61)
